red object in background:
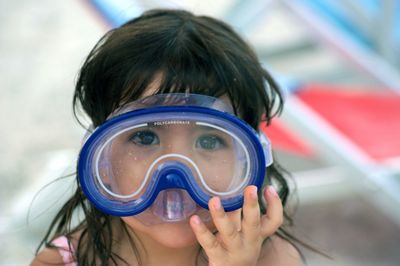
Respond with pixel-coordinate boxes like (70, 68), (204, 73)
(298, 85), (400, 162)
(260, 119), (314, 157)
(262, 84), (400, 162)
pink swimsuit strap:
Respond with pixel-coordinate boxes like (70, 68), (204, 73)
(51, 236), (77, 266)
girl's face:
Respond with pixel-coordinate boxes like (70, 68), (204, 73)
(117, 88), (241, 249)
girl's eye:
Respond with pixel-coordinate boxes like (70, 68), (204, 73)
(195, 135), (226, 150)
(129, 131), (159, 146)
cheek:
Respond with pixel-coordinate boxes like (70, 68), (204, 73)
(108, 141), (155, 195)
(194, 153), (236, 192)
(120, 216), (148, 233)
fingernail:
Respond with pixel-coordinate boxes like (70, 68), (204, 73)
(213, 197), (222, 210)
(268, 186), (278, 197)
(192, 215), (201, 225)
(251, 186), (258, 200)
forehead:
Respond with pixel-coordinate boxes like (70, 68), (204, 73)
(140, 84), (234, 109)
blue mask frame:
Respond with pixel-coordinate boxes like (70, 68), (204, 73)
(78, 104), (272, 217)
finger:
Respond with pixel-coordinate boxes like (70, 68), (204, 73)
(242, 186), (261, 241)
(190, 215), (223, 255)
(226, 209), (242, 232)
(260, 186), (283, 238)
(209, 197), (241, 248)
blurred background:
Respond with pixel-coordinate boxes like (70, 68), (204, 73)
(1, 0), (400, 265)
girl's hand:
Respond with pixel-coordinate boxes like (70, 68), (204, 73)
(190, 185), (283, 266)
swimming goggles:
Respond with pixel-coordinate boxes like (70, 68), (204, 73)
(78, 93), (273, 223)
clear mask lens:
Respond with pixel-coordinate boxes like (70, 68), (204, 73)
(94, 120), (250, 200)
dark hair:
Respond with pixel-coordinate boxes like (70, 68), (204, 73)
(38, 9), (308, 265)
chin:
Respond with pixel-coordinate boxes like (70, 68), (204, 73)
(122, 216), (206, 248)
(152, 221), (200, 247)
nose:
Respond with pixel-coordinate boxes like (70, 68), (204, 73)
(152, 161), (194, 190)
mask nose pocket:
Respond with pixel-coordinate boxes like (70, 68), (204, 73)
(150, 189), (197, 222)
(145, 159), (210, 208)
(149, 160), (195, 189)
(144, 160), (204, 222)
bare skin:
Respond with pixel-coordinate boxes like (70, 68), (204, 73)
(32, 86), (300, 265)
(31, 186), (300, 266)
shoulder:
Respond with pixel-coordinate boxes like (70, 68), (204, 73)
(31, 236), (77, 266)
(31, 247), (65, 266)
(257, 234), (302, 266)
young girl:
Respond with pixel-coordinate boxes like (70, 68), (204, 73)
(32, 9), (301, 266)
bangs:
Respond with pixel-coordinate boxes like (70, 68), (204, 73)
(75, 9), (282, 129)
(118, 35), (273, 127)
